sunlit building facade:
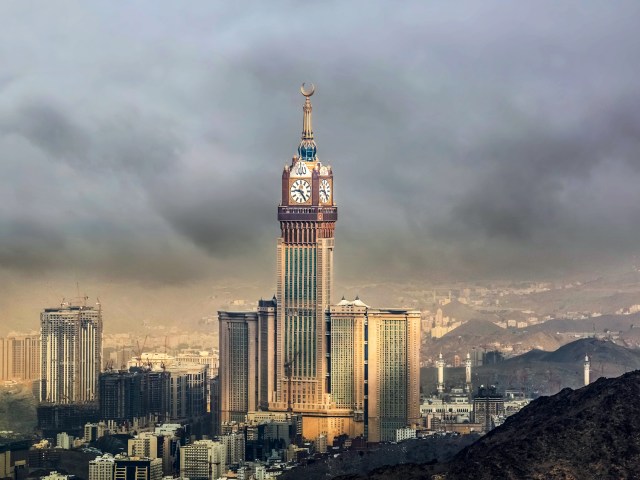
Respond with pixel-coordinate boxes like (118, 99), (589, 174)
(270, 85), (336, 413)
(40, 303), (102, 404)
(218, 87), (421, 442)
(218, 311), (259, 423)
(0, 333), (40, 381)
(328, 299), (421, 442)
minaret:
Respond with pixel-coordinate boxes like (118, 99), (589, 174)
(465, 352), (472, 394)
(436, 353), (445, 394)
(584, 354), (590, 386)
(273, 84), (337, 412)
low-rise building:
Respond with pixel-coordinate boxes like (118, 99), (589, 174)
(89, 454), (115, 480)
(180, 440), (226, 480)
(395, 427), (417, 442)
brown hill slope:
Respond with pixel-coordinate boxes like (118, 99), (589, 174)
(446, 370), (640, 479)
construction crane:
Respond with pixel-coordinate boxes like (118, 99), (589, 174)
(284, 351), (300, 413)
(120, 344), (127, 370)
(133, 335), (148, 367)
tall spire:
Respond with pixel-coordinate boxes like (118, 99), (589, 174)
(298, 83), (317, 161)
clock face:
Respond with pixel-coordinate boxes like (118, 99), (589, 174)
(319, 179), (331, 203)
(290, 179), (311, 203)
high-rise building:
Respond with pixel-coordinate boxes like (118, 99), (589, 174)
(220, 432), (245, 466)
(218, 86), (421, 443)
(257, 298), (277, 410)
(328, 299), (421, 442)
(40, 302), (102, 404)
(210, 375), (220, 436)
(0, 334), (40, 381)
(365, 307), (421, 442)
(166, 363), (208, 420)
(272, 84), (337, 416)
(99, 370), (144, 422)
(217, 297), (276, 430)
(218, 311), (259, 424)
(141, 370), (171, 421)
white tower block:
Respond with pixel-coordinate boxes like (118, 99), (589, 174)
(584, 354), (590, 386)
(436, 353), (445, 394)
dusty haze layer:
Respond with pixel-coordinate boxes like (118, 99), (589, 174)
(1, 2), (640, 331)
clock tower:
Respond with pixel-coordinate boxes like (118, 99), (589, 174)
(272, 84), (337, 413)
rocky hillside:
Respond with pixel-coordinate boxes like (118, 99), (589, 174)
(348, 369), (640, 479)
(447, 369), (640, 479)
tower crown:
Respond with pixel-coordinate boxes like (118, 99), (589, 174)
(298, 83), (317, 161)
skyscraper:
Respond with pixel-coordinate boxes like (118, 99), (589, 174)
(40, 302), (102, 404)
(328, 299), (421, 442)
(218, 86), (421, 443)
(99, 369), (144, 422)
(272, 84), (336, 414)
(0, 333), (40, 381)
(218, 310), (259, 423)
(166, 363), (208, 420)
(365, 307), (421, 442)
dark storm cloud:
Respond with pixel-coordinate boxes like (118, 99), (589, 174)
(5, 101), (90, 160)
(444, 95), (640, 243)
(0, 1), (639, 283)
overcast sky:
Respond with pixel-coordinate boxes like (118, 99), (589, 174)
(1, 1), (640, 289)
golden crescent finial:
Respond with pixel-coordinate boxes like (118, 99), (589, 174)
(300, 82), (315, 97)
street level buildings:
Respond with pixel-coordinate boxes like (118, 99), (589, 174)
(113, 457), (162, 480)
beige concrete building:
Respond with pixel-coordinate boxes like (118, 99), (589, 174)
(328, 299), (421, 442)
(128, 433), (159, 459)
(89, 454), (115, 480)
(180, 440), (226, 480)
(0, 333), (40, 381)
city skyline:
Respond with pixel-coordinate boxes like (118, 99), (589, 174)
(1, 2), (639, 292)
(217, 88), (421, 443)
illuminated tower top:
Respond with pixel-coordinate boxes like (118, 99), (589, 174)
(298, 83), (317, 161)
